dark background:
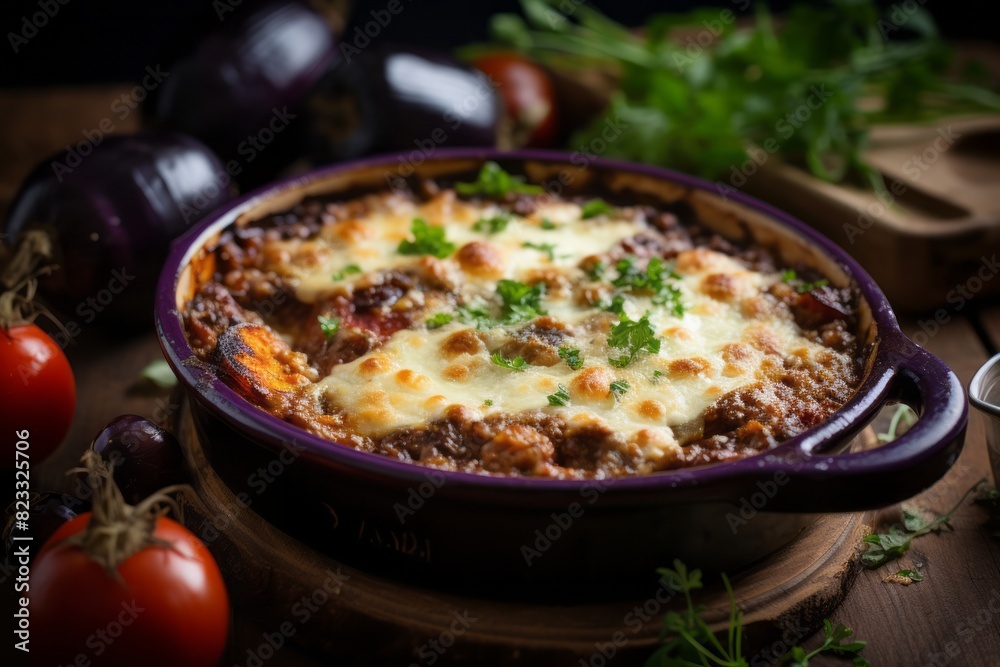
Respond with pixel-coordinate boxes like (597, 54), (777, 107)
(1, 0), (997, 88)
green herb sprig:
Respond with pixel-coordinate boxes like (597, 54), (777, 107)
(608, 311), (660, 368)
(456, 161), (544, 197)
(398, 218), (456, 258)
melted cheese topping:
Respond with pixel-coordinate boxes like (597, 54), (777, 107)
(266, 194), (844, 470)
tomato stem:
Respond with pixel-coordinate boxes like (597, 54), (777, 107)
(0, 229), (66, 333)
(62, 451), (188, 578)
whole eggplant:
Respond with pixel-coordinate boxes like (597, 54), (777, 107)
(149, 1), (337, 187)
(308, 45), (502, 163)
(91, 415), (187, 505)
(3, 132), (231, 329)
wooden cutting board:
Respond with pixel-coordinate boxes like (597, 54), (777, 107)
(745, 114), (1000, 312)
(171, 396), (876, 666)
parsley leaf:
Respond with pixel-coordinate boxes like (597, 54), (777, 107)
(483, 399), (494, 407)
(580, 198), (614, 219)
(540, 218), (558, 230)
(784, 619), (869, 667)
(585, 260), (605, 281)
(609, 379), (629, 404)
(425, 313), (453, 329)
(652, 369), (665, 383)
(781, 268), (830, 294)
(397, 218), (456, 258)
(884, 569), (924, 585)
(558, 346), (584, 370)
(497, 279), (546, 324)
(608, 311), (660, 368)
(331, 264), (362, 281)
(603, 294), (627, 315)
(613, 256), (686, 317)
(491, 352), (528, 372)
(862, 485), (977, 569)
(318, 315), (341, 340)
(473, 212), (513, 234)
(456, 304), (495, 329)
(522, 241), (558, 261)
(547, 384), (571, 406)
(455, 161), (543, 197)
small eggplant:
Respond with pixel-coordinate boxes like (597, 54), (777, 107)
(150, 1), (337, 186)
(308, 45), (502, 164)
(3, 132), (231, 328)
(91, 415), (188, 505)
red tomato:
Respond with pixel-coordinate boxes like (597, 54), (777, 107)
(0, 323), (75, 464)
(474, 53), (559, 147)
(32, 514), (230, 667)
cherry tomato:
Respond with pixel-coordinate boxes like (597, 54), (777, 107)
(473, 53), (559, 147)
(0, 323), (75, 464)
(32, 514), (230, 667)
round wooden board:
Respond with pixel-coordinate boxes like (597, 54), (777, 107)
(172, 397), (873, 666)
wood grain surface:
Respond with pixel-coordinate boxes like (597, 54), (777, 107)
(3, 86), (1000, 666)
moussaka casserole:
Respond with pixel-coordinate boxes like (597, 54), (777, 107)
(182, 162), (861, 479)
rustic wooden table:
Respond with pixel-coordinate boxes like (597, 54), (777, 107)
(4, 87), (1000, 666)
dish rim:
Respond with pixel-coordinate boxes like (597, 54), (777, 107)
(154, 147), (954, 498)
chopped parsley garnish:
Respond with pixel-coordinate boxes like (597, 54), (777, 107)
(456, 304), (495, 329)
(547, 384), (571, 406)
(558, 347), (584, 370)
(473, 212), (513, 234)
(585, 260), (605, 281)
(609, 380), (629, 404)
(522, 241), (558, 261)
(608, 311), (660, 368)
(455, 280), (546, 329)
(652, 369), (665, 383)
(455, 161), (543, 197)
(491, 352), (528, 372)
(612, 256), (686, 317)
(331, 264), (362, 281)
(497, 279), (546, 324)
(580, 198), (614, 219)
(781, 269), (829, 294)
(397, 218), (455, 258)
(540, 218), (558, 230)
(425, 313), (453, 329)
(603, 294), (627, 315)
(318, 315), (341, 340)
(483, 399), (494, 407)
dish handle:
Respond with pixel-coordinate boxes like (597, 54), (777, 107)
(759, 340), (967, 512)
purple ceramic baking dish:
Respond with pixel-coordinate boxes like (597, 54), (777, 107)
(155, 149), (967, 599)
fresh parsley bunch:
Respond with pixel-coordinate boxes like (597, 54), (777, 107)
(490, 0), (1000, 190)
